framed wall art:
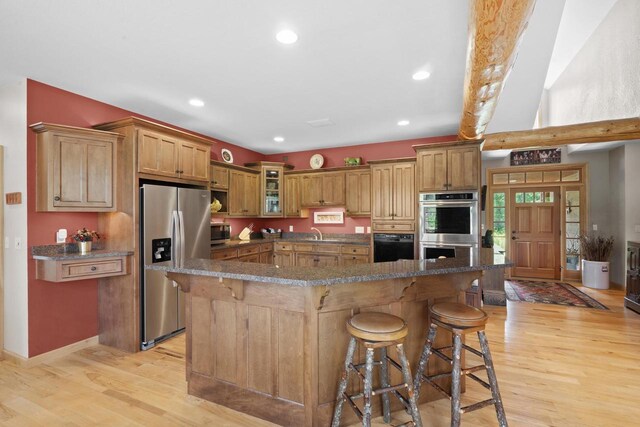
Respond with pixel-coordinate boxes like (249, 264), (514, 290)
(510, 148), (561, 166)
(313, 211), (344, 224)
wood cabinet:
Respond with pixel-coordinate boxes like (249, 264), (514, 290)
(415, 142), (480, 192)
(228, 169), (259, 217)
(31, 122), (121, 212)
(284, 175), (308, 218)
(300, 172), (346, 207)
(245, 162), (293, 218)
(210, 242), (273, 264)
(138, 129), (210, 182)
(370, 159), (416, 232)
(625, 241), (640, 314)
(273, 241), (370, 267)
(35, 255), (129, 282)
(345, 169), (371, 216)
(210, 163), (229, 189)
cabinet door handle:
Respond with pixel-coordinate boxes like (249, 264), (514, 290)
(391, 225), (395, 228)
(91, 266), (97, 271)
(54, 196), (61, 201)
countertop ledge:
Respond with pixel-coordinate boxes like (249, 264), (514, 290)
(147, 257), (511, 287)
(32, 244), (133, 261)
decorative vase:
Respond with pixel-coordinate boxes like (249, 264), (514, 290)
(581, 259), (610, 289)
(78, 241), (92, 254)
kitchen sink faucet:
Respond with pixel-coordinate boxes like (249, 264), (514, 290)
(310, 227), (323, 241)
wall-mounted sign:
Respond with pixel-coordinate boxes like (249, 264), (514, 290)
(510, 148), (561, 166)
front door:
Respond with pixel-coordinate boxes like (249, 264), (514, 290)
(510, 187), (560, 279)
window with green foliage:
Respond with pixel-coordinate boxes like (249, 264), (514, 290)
(492, 192), (506, 250)
(565, 190), (581, 271)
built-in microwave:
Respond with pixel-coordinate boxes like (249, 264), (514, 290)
(211, 223), (230, 245)
(418, 192), (479, 245)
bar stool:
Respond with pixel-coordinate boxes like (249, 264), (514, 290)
(413, 303), (507, 427)
(332, 312), (423, 427)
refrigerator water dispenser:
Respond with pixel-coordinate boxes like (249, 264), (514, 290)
(152, 238), (172, 263)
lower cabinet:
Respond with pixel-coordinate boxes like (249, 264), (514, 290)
(296, 253), (340, 267)
(211, 242), (273, 263)
(274, 242), (371, 267)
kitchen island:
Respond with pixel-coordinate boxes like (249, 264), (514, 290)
(148, 256), (509, 426)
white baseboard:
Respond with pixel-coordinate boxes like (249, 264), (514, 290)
(2, 336), (99, 368)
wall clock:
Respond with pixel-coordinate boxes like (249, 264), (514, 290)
(310, 153), (324, 169)
(221, 148), (233, 163)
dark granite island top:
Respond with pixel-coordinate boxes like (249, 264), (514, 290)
(154, 256), (510, 426)
(146, 256), (509, 286)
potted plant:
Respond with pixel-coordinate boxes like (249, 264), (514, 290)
(72, 228), (100, 254)
(579, 233), (614, 289)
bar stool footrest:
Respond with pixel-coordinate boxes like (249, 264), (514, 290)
(461, 398), (496, 414)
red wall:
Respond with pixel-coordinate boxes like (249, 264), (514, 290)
(25, 80), (262, 356)
(263, 135), (456, 169)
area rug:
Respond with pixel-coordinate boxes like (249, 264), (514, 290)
(504, 280), (608, 310)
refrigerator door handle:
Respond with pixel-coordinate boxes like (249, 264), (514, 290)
(172, 210), (180, 267)
(178, 210), (186, 266)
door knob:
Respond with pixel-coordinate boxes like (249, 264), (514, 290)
(511, 236), (519, 240)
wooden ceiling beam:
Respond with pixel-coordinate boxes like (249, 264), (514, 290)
(481, 117), (640, 150)
(458, 0), (537, 141)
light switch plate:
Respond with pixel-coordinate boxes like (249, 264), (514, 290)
(289, 225), (294, 232)
(14, 237), (21, 249)
(355, 226), (364, 234)
(366, 226), (371, 234)
(4, 237), (8, 249)
(592, 224), (598, 231)
(56, 228), (67, 243)
(635, 225), (640, 233)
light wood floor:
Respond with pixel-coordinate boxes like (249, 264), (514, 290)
(1, 285), (639, 426)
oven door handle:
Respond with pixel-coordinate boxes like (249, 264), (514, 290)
(420, 201), (477, 207)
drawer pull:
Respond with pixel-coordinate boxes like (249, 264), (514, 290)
(91, 266), (97, 271)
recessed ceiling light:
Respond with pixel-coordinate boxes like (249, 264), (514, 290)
(276, 29), (298, 44)
(397, 120), (410, 126)
(189, 98), (205, 107)
(274, 136), (285, 143)
(412, 71), (431, 81)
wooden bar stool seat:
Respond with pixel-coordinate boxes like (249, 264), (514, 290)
(332, 312), (422, 427)
(413, 303), (507, 427)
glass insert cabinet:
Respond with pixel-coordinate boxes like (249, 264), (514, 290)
(487, 163), (587, 281)
(246, 161), (293, 217)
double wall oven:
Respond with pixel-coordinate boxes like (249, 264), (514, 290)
(419, 191), (479, 260)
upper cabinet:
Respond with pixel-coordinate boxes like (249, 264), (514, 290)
(138, 129), (209, 182)
(210, 163), (229, 189)
(245, 162), (293, 217)
(31, 122), (122, 212)
(370, 159), (416, 232)
(95, 117), (212, 185)
(345, 169), (371, 217)
(300, 171), (346, 207)
(415, 142), (480, 192)
(284, 175), (307, 218)
(228, 168), (260, 217)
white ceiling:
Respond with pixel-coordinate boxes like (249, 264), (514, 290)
(1, 0), (568, 154)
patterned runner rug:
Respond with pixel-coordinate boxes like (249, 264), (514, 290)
(504, 280), (608, 310)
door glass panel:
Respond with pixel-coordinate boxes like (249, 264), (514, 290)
(494, 207), (505, 222)
(562, 170), (580, 182)
(543, 171), (561, 182)
(566, 222), (580, 238)
(493, 173), (508, 185)
(515, 192), (524, 203)
(526, 171), (543, 183)
(524, 192), (534, 203)
(566, 238), (581, 271)
(566, 206), (580, 222)
(544, 192), (554, 203)
(534, 192), (543, 203)
(264, 168), (281, 214)
(566, 190), (580, 206)
(509, 173), (525, 184)
(493, 192), (506, 207)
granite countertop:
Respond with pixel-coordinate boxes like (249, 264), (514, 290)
(32, 244), (133, 261)
(147, 256), (511, 287)
(211, 233), (371, 250)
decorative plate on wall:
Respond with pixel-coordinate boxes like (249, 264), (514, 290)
(310, 153), (324, 169)
(221, 148), (233, 163)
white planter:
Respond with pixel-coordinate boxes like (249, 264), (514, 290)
(581, 260), (610, 289)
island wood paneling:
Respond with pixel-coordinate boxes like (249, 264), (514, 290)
(169, 270), (480, 427)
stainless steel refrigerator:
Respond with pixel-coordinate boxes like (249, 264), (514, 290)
(140, 184), (210, 350)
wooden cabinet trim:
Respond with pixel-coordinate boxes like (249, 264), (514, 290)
(35, 256), (129, 282)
